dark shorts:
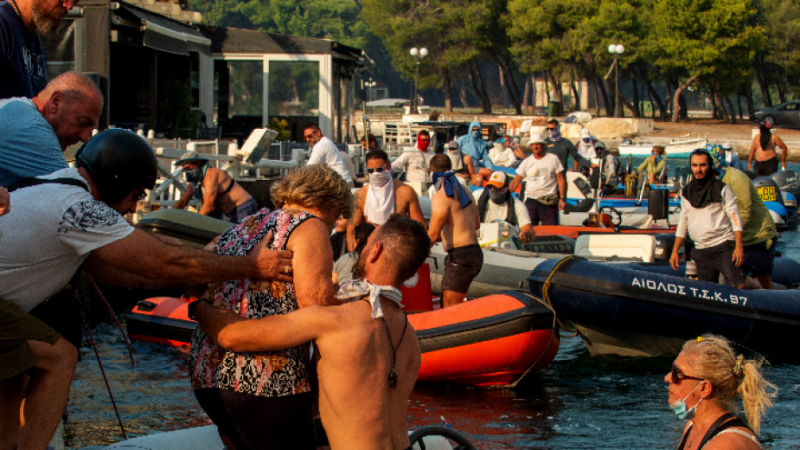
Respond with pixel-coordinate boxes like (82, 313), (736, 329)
(220, 198), (259, 224)
(742, 239), (776, 277)
(0, 299), (62, 381)
(524, 198), (560, 225)
(442, 244), (484, 294)
(692, 240), (746, 287)
(195, 388), (316, 450)
(753, 157), (779, 177)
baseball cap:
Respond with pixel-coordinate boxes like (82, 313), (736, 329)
(581, 128), (591, 139)
(722, 142), (733, 150)
(594, 141), (607, 151)
(447, 140), (459, 149)
(530, 135), (546, 145)
(487, 171), (507, 189)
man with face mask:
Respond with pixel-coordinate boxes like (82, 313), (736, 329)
(1, 0), (81, 99)
(669, 149), (753, 289)
(633, 145), (667, 185)
(172, 152), (257, 224)
(473, 171), (535, 243)
(722, 142), (745, 172)
(748, 121), (787, 176)
(391, 129), (434, 184)
(456, 121), (493, 184)
(349, 150), (425, 250)
(544, 119), (591, 173)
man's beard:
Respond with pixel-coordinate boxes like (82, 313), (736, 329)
(352, 250), (368, 280)
(32, 0), (66, 35)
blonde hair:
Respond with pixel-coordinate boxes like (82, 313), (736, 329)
(270, 164), (354, 219)
(682, 334), (777, 434)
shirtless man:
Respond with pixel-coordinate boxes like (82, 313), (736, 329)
(427, 154), (481, 308)
(348, 149), (425, 250)
(194, 214), (429, 450)
(748, 122), (788, 176)
(172, 152), (258, 224)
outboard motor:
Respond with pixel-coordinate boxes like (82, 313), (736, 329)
(752, 176), (784, 205)
(653, 233), (678, 262)
(772, 170), (800, 203)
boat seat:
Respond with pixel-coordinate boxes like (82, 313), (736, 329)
(574, 234), (656, 263)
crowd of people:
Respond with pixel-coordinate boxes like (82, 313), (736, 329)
(0, 1), (790, 445)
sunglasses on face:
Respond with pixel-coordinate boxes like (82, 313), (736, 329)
(420, 138), (430, 142)
(366, 167), (386, 173)
(671, 364), (703, 384)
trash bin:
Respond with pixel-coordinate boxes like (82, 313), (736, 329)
(548, 100), (561, 117)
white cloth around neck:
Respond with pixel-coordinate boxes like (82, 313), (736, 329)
(337, 278), (403, 318)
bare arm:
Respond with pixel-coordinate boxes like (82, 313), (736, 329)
(287, 218), (338, 307)
(197, 302), (331, 352)
(669, 236), (685, 271)
(748, 137), (758, 169)
(518, 223), (536, 243)
(0, 186), (9, 216)
(775, 135), (788, 169)
(85, 229), (293, 288)
(508, 174), (524, 194)
(556, 171), (567, 211)
(347, 188), (366, 251)
(198, 168), (221, 216)
(427, 193), (447, 245)
(172, 183), (193, 210)
(403, 187), (427, 228)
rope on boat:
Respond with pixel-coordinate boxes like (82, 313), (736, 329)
(504, 289), (559, 388)
(541, 256), (580, 338)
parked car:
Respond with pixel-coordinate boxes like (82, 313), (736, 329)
(751, 101), (800, 128)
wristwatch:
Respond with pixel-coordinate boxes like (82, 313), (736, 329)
(187, 299), (206, 321)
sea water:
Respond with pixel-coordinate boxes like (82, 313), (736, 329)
(64, 161), (800, 449)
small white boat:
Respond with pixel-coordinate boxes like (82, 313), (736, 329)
(617, 137), (707, 158)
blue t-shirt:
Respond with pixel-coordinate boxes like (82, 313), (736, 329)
(0, 98), (67, 187)
(0, 1), (48, 99)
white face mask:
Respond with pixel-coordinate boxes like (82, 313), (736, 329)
(369, 170), (392, 188)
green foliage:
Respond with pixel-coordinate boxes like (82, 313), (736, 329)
(159, 79), (200, 139)
(269, 118), (292, 141)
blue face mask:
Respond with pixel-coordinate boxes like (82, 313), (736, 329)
(472, 131), (481, 138)
(185, 167), (203, 183)
(669, 382), (704, 420)
(652, 152), (663, 163)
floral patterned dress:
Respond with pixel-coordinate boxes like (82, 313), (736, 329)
(189, 208), (314, 397)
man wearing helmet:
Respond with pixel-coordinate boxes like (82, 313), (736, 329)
(172, 152), (257, 224)
(0, 129), (293, 450)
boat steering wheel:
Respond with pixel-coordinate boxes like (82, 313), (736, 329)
(408, 426), (478, 450)
(598, 206), (623, 227)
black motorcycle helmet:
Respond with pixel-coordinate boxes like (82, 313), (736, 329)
(75, 129), (158, 204)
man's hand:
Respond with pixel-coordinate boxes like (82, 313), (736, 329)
(669, 251), (680, 271)
(519, 230), (535, 243)
(195, 301), (245, 347)
(249, 230), (294, 282)
(0, 187), (9, 217)
(732, 244), (745, 267)
(558, 199), (566, 211)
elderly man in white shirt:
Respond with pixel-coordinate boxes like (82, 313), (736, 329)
(303, 123), (353, 186)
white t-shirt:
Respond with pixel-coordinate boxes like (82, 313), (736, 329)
(676, 184), (743, 249)
(472, 188), (532, 228)
(391, 149), (434, 183)
(515, 153), (564, 200)
(307, 136), (353, 183)
(0, 168), (135, 311)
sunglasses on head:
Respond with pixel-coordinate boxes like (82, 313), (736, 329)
(671, 364), (703, 384)
(366, 167), (386, 173)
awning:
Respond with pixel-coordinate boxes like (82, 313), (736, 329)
(111, 2), (210, 55)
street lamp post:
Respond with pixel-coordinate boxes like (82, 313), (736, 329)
(607, 44), (625, 118)
(409, 47), (428, 114)
(361, 77), (377, 140)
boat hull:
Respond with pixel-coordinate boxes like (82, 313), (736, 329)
(126, 291), (559, 387)
(527, 256), (800, 362)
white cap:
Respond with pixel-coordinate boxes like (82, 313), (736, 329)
(581, 128), (591, 138)
(487, 171), (507, 188)
(722, 142), (733, 150)
(530, 135), (546, 145)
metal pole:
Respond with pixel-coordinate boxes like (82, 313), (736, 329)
(413, 62), (420, 114)
(615, 56), (621, 118)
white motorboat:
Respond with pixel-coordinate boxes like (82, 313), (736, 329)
(616, 137), (707, 158)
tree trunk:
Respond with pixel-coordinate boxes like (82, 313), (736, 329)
(591, 77), (601, 116)
(549, 71), (563, 115)
(497, 57), (523, 114)
(725, 97), (737, 124)
(443, 67), (453, 113)
(522, 76), (531, 110)
(597, 77), (611, 117)
(736, 95), (744, 120)
(467, 59), (492, 114)
(603, 77), (616, 117)
(645, 78), (666, 120)
(710, 86), (720, 119)
(619, 92), (638, 118)
(671, 74), (699, 122)
(777, 82), (786, 104)
(629, 68), (641, 117)
(530, 74), (538, 112)
(755, 68), (772, 107)
(498, 61), (509, 111)
(745, 86), (755, 118)
(543, 72), (551, 103)
(570, 78), (580, 112)
(666, 77), (674, 117)
(457, 77), (470, 108)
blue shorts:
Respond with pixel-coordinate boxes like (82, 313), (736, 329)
(220, 198), (258, 224)
(742, 239), (776, 277)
